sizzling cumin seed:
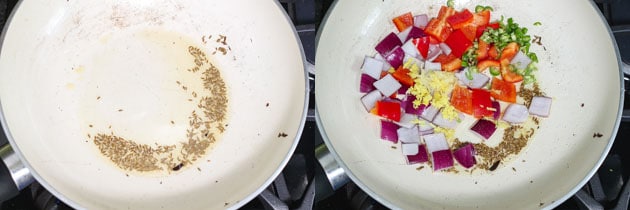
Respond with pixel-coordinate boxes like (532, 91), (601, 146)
(91, 45), (228, 173)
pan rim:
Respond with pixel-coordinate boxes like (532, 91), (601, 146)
(314, 0), (625, 209)
(0, 0), (310, 209)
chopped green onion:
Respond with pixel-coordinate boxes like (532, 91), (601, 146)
(447, 0), (455, 8)
(465, 69), (474, 80)
(475, 5), (484, 13)
(489, 67), (500, 76)
(533, 22), (542, 26)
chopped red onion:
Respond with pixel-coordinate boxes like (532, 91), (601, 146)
(397, 126), (421, 144)
(384, 46), (405, 69)
(381, 120), (399, 143)
(373, 74), (402, 97)
(361, 90), (383, 112)
(420, 105), (440, 122)
(360, 74), (377, 93)
(502, 104), (529, 124)
(375, 32), (403, 57)
(413, 14), (429, 29)
(510, 50), (533, 70)
(401, 143), (419, 155)
(455, 69), (490, 89)
(397, 27), (413, 43)
(401, 95), (426, 115)
(470, 119), (497, 140)
(398, 85), (410, 95)
(418, 119), (435, 136)
(423, 133), (449, 153)
(426, 44), (442, 61)
(401, 40), (420, 59)
(374, 53), (393, 71)
(406, 144), (429, 164)
(432, 150), (454, 171)
(361, 56), (385, 79)
(492, 101), (501, 120)
(395, 113), (417, 128)
(424, 61), (442, 71)
(406, 27), (427, 41)
(439, 43), (452, 56)
(403, 53), (423, 67)
(529, 96), (552, 117)
(432, 111), (462, 129)
(453, 143), (476, 168)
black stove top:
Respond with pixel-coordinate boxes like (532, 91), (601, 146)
(1, 1), (630, 210)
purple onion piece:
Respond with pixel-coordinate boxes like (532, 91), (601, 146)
(439, 43), (452, 56)
(361, 90), (383, 112)
(380, 120), (399, 143)
(432, 150), (454, 171)
(398, 85), (410, 95)
(361, 56), (385, 79)
(470, 119), (497, 140)
(360, 74), (377, 93)
(402, 95), (426, 115)
(424, 133), (449, 153)
(401, 143), (419, 156)
(405, 26), (427, 42)
(373, 74), (402, 97)
(395, 113), (417, 128)
(401, 40), (419, 58)
(503, 104), (529, 124)
(406, 144), (429, 164)
(492, 101), (501, 120)
(420, 105), (440, 122)
(397, 126), (420, 144)
(529, 96), (552, 117)
(384, 46), (405, 69)
(511, 50), (532, 70)
(375, 32), (403, 57)
(414, 14), (429, 29)
(397, 27), (413, 43)
(453, 144), (476, 168)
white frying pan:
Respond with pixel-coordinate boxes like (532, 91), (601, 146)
(0, 0), (308, 209)
(316, 0), (623, 209)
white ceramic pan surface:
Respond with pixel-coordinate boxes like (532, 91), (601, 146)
(0, 0), (308, 209)
(316, 0), (623, 209)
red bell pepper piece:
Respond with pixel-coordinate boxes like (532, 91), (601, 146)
(500, 42), (520, 61)
(471, 10), (491, 27)
(392, 66), (414, 86)
(476, 40), (490, 60)
(451, 85), (473, 115)
(472, 89), (494, 118)
(490, 77), (517, 103)
(393, 12), (414, 32)
(487, 22), (500, 29)
(500, 59), (524, 83)
(444, 29), (473, 58)
(424, 6), (456, 42)
(488, 45), (499, 60)
(433, 54), (462, 72)
(424, 18), (452, 42)
(436, 6), (456, 21)
(477, 60), (500, 72)
(460, 25), (477, 41)
(412, 37), (430, 59)
(372, 100), (402, 122)
(446, 9), (474, 30)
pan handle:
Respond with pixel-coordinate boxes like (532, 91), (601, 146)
(0, 144), (34, 202)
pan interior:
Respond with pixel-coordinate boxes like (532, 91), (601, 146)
(316, 0), (621, 209)
(0, 0), (306, 209)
